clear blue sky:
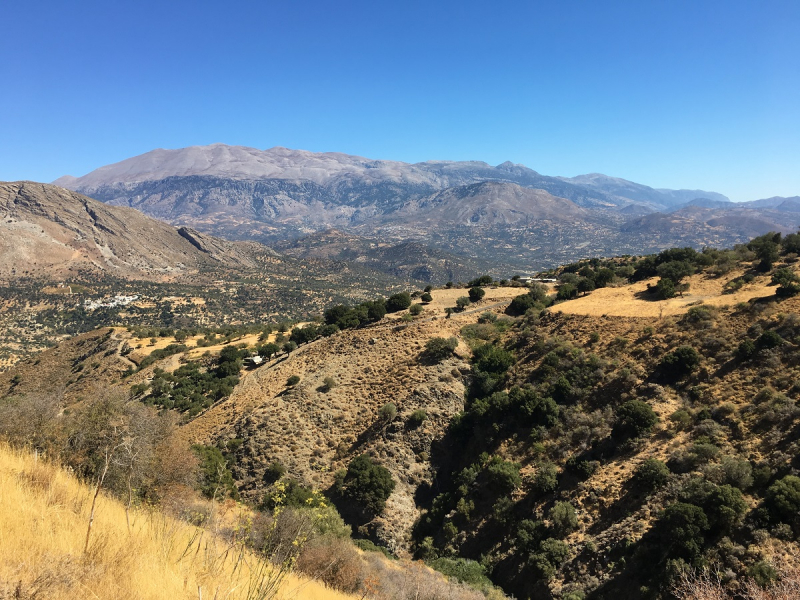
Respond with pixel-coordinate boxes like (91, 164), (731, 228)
(1, 0), (798, 201)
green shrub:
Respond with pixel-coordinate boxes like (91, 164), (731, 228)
(485, 456), (522, 494)
(286, 375), (301, 386)
(614, 400), (658, 439)
(634, 458), (671, 491)
(737, 338), (756, 359)
(670, 409), (693, 430)
(353, 538), (394, 558)
(428, 557), (492, 589)
(420, 292), (433, 303)
(263, 461), (286, 483)
(472, 343), (514, 375)
(455, 296), (471, 311)
(557, 283), (577, 301)
(340, 454), (395, 515)
(383, 292), (410, 313)
(379, 402), (397, 422)
(192, 444), (238, 500)
(660, 346), (700, 379)
(409, 303), (423, 316)
(756, 330), (783, 350)
(766, 475), (800, 525)
(468, 286), (486, 303)
(747, 561), (779, 587)
(423, 337), (458, 362)
(533, 461), (559, 494)
(657, 502), (709, 563)
(407, 409), (428, 429)
(549, 501), (578, 538)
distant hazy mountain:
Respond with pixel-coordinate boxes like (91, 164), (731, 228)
(742, 196), (800, 210)
(53, 144), (798, 269)
(55, 143), (697, 212)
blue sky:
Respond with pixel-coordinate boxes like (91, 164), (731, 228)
(1, 0), (798, 201)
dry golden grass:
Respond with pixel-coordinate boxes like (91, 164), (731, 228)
(415, 286), (531, 316)
(0, 443), (355, 600)
(555, 270), (774, 318)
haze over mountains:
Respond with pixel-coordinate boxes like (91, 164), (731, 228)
(55, 144), (800, 271)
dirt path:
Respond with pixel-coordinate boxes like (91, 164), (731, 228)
(109, 328), (137, 370)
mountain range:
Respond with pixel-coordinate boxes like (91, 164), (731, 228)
(54, 144), (800, 271)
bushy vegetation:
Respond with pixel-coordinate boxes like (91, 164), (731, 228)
(412, 236), (800, 599)
(336, 454), (396, 517)
(134, 345), (244, 415)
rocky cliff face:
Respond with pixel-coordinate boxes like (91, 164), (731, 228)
(0, 181), (271, 278)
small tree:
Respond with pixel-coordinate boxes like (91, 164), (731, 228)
(455, 296), (471, 311)
(385, 292), (412, 313)
(340, 454), (395, 515)
(771, 267), (800, 297)
(282, 341), (298, 355)
(258, 342), (280, 359)
(556, 283), (577, 301)
(468, 287), (486, 302)
(420, 292), (433, 303)
(576, 277), (595, 296)
(749, 232), (782, 271)
(409, 303), (423, 316)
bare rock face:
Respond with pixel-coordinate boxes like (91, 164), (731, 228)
(0, 181), (270, 278)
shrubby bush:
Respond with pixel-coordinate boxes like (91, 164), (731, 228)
(613, 400), (658, 439)
(634, 458), (671, 491)
(338, 454), (395, 515)
(423, 336), (458, 362)
(660, 346), (700, 379)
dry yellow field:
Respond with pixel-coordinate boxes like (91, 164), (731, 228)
(407, 286), (532, 317)
(0, 444), (354, 600)
(555, 271), (775, 318)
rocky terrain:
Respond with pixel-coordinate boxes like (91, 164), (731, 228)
(0, 181), (273, 279)
(54, 144), (800, 271)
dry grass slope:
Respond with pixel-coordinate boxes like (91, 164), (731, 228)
(0, 443), (355, 600)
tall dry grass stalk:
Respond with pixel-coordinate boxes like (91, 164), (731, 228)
(0, 443), (354, 600)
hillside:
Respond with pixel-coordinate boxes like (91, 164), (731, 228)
(3, 233), (800, 599)
(0, 443), (355, 600)
(274, 229), (504, 281)
(53, 144), (800, 270)
(0, 181), (275, 279)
